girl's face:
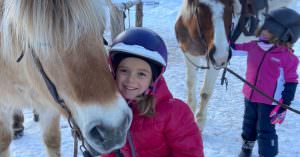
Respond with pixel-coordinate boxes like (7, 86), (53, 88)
(116, 57), (153, 100)
(260, 29), (274, 41)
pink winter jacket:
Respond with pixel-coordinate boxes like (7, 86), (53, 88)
(234, 41), (299, 105)
(101, 77), (204, 157)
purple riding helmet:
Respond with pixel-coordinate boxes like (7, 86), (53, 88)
(109, 27), (168, 83)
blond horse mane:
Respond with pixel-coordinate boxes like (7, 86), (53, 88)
(1, 0), (106, 60)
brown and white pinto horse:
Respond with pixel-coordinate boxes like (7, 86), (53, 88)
(0, 0), (132, 157)
(175, 0), (294, 129)
(175, 0), (233, 129)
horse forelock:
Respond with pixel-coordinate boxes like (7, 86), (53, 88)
(179, 0), (198, 22)
(1, 0), (106, 59)
(179, 0), (226, 28)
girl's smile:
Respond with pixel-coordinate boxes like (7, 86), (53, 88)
(116, 57), (153, 100)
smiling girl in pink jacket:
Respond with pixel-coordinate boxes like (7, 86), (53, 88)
(101, 27), (204, 157)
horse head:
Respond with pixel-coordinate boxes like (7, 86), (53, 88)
(1, 0), (132, 155)
(175, 0), (233, 69)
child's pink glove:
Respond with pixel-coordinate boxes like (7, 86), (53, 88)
(269, 105), (287, 125)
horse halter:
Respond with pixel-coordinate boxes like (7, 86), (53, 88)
(189, 4), (230, 70)
(17, 49), (93, 157)
(190, 5), (212, 70)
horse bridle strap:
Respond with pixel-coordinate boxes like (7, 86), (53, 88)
(127, 132), (136, 157)
(30, 49), (91, 157)
(195, 6), (208, 55)
(183, 6), (211, 70)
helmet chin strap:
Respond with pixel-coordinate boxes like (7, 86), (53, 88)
(144, 67), (165, 96)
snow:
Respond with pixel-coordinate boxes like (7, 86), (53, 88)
(10, 0), (300, 157)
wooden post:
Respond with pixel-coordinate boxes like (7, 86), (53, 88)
(109, 5), (125, 41)
(135, 2), (143, 27)
(109, 0), (141, 41)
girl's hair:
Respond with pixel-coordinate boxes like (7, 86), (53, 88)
(136, 94), (156, 117)
(256, 27), (293, 48)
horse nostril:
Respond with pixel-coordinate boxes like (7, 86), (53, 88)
(90, 125), (105, 143)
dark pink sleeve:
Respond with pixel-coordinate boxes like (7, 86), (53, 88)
(100, 152), (117, 157)
(233, 41), (253, 51)
(165, 100), (204, 157)
(284, 54), (299, 83)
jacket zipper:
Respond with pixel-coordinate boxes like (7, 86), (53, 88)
(249, 46), (274, 100)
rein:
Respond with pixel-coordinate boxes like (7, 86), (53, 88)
(184, 54), (210, 70)
(221, 67), (300, 115)
(18, 49), (93, 157)
(127, 132), (136, 157)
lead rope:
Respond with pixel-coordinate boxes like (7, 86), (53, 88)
(73, 130), (78, 157)
(223, 67), (300, 114)
(127, 132), (136, 157)
(220, 66), (228, 90)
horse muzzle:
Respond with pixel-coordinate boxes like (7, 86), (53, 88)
(208, 46), (230, 69)
(84, 111), (132, 155)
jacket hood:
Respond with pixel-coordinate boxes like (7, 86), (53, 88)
(152, 77), (172, 103)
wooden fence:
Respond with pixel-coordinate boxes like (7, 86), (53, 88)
(108, 0), (144, 41)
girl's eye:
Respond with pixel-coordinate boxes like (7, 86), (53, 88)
(137, 72), (147, 78)
(118, 68), (128, 73)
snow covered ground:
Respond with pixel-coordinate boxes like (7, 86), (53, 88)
(10, 0), (300, 157)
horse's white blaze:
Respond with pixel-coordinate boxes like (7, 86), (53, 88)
(202, 0), (229, 65)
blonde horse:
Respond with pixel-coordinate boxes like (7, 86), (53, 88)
(0, 0), (132, 157)
(175, 0), (294, 129)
